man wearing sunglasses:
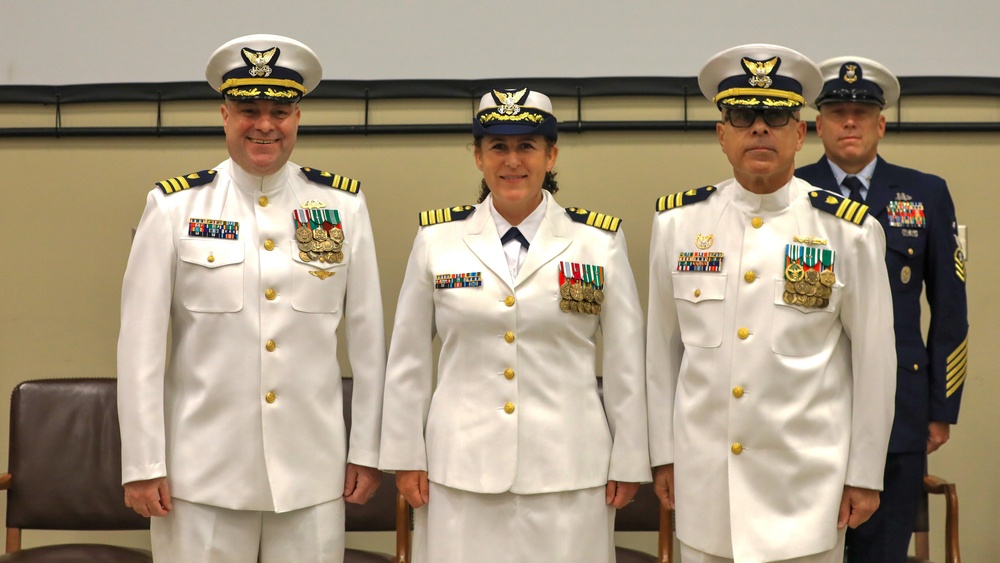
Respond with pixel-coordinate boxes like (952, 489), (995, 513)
(797, 57), (969, 563)
(646, 44), (896, 563)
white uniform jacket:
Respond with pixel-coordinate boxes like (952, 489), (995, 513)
(380, 192), (651, 494)
(646, 178), (895, 562)
(118, 159), (386, 513)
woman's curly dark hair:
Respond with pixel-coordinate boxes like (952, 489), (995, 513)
(474, 137), (559, 204)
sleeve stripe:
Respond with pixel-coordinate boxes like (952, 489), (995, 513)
(947, 369), (967, 397)
(946, 354), (967, 383)
(946, 337), (969, 364)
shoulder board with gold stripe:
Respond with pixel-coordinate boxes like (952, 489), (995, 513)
(564, 207), (621, 232)
(156, 169), (217, 195)
(655, 185), (717, 212)
(809, 190), (869, 225)
(301, 167), (361, 194)
(419, 205), (475, 227)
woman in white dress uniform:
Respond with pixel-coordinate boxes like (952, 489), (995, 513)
(379, 87), (651, 562)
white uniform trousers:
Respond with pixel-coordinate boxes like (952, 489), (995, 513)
(150, 497), (346, 562)
(679, 528), (846, 563)
(412, 482), (615, 563)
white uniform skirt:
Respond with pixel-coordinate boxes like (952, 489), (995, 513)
(412, 482), (615, 563)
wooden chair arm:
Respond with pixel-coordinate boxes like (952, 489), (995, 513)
(395, 492), (412, 563)
(658, 505), (674, 563)
(922, 474), (961, 563)
(923, 474), (953, 494)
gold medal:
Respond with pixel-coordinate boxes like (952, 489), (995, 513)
(320, 239), (334, 252)
(593, 289), (605, 305)
(783, 291), (795, 304)
(819, 270), (836, 287)
(804, 270), (820, 284)
(560, 299), (571, 312)
(817, 297), (828, 308)
(804, 296), (817, 308)
(331, 228), (345, 243)
(583, 285), (596, 302)
(560, 282), (572, 300)
(785, 262), (805, 282)
(308, 250), (321, 261)
(794, 281), (809, 295)
(313, 228), (329, 241)
(297, 241), (312, 253)
(569, 301), (580, 313)
(794, 294), (807, 306)
(592, 304), (602, 315)
(333, 251), (344, 263)
(805, 283), (817, 297)
(296, 225), (313, 243)
(785, 281), (797, 293)
(581, 302), (593, 315)
(299, 251), (313, 262)
(570, 283), (584, 301)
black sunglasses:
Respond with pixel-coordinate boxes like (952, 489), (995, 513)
(724, 108), (800, 128)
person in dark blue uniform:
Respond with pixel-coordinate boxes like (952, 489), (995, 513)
(796, 56), (969, 563)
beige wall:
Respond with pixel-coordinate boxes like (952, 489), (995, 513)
(0, 96), (995, 559)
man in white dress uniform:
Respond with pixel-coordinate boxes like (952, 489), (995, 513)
(117, 34), (386, 562)
(646, 44), (896, 563)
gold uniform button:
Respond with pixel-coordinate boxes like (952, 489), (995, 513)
(751, 217), (764, 229)
(504, 402), (515, 414)
(259, 196), (269, 207)
(264, 239), (276, 251)
(504, 331), (515, 343)
(265, 288), (277, 300)
(505, 296), (516, 307)
(504, 368), (515, 380)
(731, 442), (743, 455)
(908, 248), (914, 255)
(694, 289), (702, 298)
(207, 254), (215, 263)
(733, 386), (744, 398)
(913, 364), (919, 371)
(265, 391), (276, 404)
(265, 340), (276, 352)
(737, 328), (750, 340)
(744, 271), (756, 283)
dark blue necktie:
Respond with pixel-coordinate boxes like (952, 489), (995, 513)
(501, 227), (530, 249)
(842, 176), (866, 203)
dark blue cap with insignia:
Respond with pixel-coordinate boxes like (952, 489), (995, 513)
(473, 88), (558, 141)
(206, 34), (322, 103)
(699, 44), (822, 111)
(813, 56), (900, 109)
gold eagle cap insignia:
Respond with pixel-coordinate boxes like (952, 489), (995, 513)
(495, 88), (528, 116)
(309, 270), (336, 280)
(844, 64), (859, 84)
(743, 57), (779, 88)
(244, 47), (277, 77)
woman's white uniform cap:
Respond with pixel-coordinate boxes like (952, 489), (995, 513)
(206, 34), (322, 102)
(812, 56), (900, 109)
(473, 88), (558, 140)
(698, 43), (822, 110)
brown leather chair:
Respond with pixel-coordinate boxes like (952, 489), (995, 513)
(341, 377), (411, 563)
(908, 474), (960, 563)
(0, 378), (152, 562)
